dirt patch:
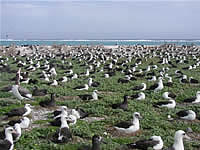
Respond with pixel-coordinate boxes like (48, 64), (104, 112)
(81, 117), (105, 123)
(56, 96), (79, 101)
(31, 107), (57, 121)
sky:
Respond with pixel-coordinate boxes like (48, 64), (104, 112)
(0, 0), (200, 40)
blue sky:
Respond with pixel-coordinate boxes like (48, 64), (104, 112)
(1, 0), (200, 39)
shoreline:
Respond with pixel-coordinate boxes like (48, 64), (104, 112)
(1, 44), (199, 57)
(1, 39), (200, 47)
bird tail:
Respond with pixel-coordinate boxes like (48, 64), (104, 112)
(153, 104), (159, 108)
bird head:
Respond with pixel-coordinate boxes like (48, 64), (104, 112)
(133, 112), (142, 119)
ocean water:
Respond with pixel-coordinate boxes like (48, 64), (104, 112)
(0, 40), (200, 46)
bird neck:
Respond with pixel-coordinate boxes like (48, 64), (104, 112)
(92, 142), (100, 150)
(132, 117), (139, 126)
(5, 131), (13, 144)
(173, 137), (184, 150)
(15, 73), (21, 85)
(158, 80), (163, 87)
(123, 97), (128, 104)
(92, 92), (98, 100)
(61, 117), (69, 128)
(141, 84), (146, 90)
(88, 79), (92, 86)
(61, 110), (68, 117)
(51, 94), (55, 102)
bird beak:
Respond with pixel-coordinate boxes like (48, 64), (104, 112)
(66, 117), (74, 123)
(139, 115), (143, 119)
(12, 129), (17, 134)
(126, 96), (131, 99)
(184, 134), (191, 140)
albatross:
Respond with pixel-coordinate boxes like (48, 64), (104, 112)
(130, 83), (146, 91)
(162, 92), (176, 100)
(0, 127), (16, 150)
(111, 95), (130, 111)
(78, 90), (98, 100)
(166, 130), (190, 150)
(8, 116), (30, 129)
(176, 110), (196, 121)
(52, 115), (72, 143)
(73, 84), (89, 90)
(183, 91), (200, 103)
(153, 99), (176, 109)
(126, 135), (163, 150)
(130, 92), (145, 100)
(114, 112), (142, 134)
(148, 77), (164, 92)
(5, 104), (33, 118)
(78, 135), (104, 150)
(11, 69), (33, 100)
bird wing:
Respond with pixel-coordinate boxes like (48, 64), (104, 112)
(18, 86), (31, 98)
(76, 108), (89, 119)
(0, 139), (11, 150)
(136, 139), (159, 147)
(183, 97), (196, 103)
(115, 121), (132, 128)
(111, 103), (120, 109)
(74, 85), (85, 89)
(6, 107), (26, 117)
(130, 94), (139, 99)
(176, 110), (188, 117)
(127, 139), (159, 150)
(78, 94), (93, 100)
(132, 85), (142, 90)
(149, 83), (158, 90)
(8, 119), (21, 126)
(53, 110), (61, 117)
(155, 101), (171, 106)
(92, 82), (100, 87)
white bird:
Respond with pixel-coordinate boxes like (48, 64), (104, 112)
(162, 92), (176, 100)
(183, 91), (200, 103)
(154, 99), (176, 109)
(50, 80), (58, 86)
(73, 84), (89, 90)
(0, 127), (16, 150)
(126, 135), (163, 150)
(167, 130), (190, 150)
(130, 92), (145, 100)
(148, 77), (164, 92)
(176, 110), (196, 121)
(20, 117), (31, 129)
(114, 112), (142, 134)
